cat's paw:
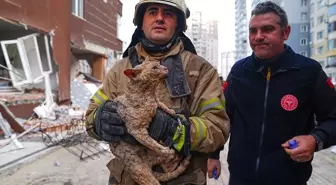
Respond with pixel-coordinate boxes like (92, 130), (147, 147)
(161, 148), (176, 158)
(167, 109), (176, 116)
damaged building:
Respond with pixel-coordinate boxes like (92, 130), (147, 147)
(0, 0), (123, 134)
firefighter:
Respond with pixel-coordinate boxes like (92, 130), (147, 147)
(84, 0), (230, 184)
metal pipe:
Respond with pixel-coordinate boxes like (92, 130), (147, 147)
(0, 76), (11, 81)
(0, 63), (26, 80)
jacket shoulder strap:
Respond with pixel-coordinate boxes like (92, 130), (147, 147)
(128, 46), (140, 68)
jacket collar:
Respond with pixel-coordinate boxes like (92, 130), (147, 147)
(243, 45), (300, 73)
(134, 40), (184, 62)
(122, 28), (197, 58)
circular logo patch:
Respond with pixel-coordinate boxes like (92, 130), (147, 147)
(281, 94), (298, 111)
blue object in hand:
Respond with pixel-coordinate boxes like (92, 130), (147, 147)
(212, 168), (218, 180)
(288, 139), (298, 149)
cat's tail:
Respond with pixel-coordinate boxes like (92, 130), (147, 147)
(153, 155), (192, 182)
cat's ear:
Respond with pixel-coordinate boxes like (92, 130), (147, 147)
(124, 69), (140, 78)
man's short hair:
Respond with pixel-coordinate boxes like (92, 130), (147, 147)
(251, 1), (288, 30)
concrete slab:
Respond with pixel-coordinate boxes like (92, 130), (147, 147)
(0, 141), (47, 169)
(331, 146), (336, 154)
(0, 146), (111, 185)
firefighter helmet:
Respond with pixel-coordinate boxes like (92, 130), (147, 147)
(133, 0), (190, 31)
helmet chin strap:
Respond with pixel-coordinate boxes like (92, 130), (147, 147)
(140, 31), (179, 54)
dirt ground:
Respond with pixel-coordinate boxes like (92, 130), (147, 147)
(0, 147), (112, 185)
(0, 144), (335, 185)
(0, 145), (223, 185)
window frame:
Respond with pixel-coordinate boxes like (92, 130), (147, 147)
(1, 40), (31, 87)
(300, 51), (308, 56)
(300, 25), (308, 32)
(301, 0), (308, 6)
(301, 12), (308, 20)
(72, 0), (84, 18)
(0, 33), (52, 88)
(300, 38), (308, 46)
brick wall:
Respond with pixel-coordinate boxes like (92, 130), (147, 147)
(70, 0), (123, 52)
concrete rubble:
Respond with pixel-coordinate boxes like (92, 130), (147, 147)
(0, 77), (109, 172)
(332, 146), (336, 154)
(0, 88), (45, 106)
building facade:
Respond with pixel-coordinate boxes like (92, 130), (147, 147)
(186, 11), (219, 68)
(220, 51), (236, 79)
(310, 0), (336, 83)
(235, 0), (251, 61)
(0, 0), (123, 104)
(205, 20), (219, 68)
(186, 12), (206, 58)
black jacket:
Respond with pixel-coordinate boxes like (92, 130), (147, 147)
(225, 46), (336, 185)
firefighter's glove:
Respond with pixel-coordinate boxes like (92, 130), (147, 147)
(148, 108), (191, 156)
(93, 100), (138, 144)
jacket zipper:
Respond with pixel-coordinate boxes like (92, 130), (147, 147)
(255, 67), (271, 180)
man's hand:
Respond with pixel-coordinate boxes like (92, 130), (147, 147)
(94, 100), (138, 144)
(94, 100), (190, 156)
(149, 108), (191, 156)
(281, 135), (316, 162)
(207, 158), (221, 179)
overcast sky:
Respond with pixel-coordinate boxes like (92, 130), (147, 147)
(119, 0), (236, 54)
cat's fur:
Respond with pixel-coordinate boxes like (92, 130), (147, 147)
(110, 58), (190, 185)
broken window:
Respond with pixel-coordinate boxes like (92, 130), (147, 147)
(79, 59), (92, 75)
(0, 33), (52, 88)
(1, 40), (30, 87)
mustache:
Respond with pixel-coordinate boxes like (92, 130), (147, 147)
(253, 42), (269, 46)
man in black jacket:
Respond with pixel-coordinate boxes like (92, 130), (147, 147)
(224, 1), (336, 185)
